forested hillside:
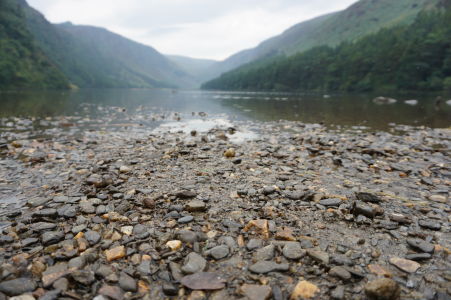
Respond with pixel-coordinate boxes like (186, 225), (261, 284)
(203, 0), (442, 81)
(0, 0), (69, 90)
(202, 9), (451, 92)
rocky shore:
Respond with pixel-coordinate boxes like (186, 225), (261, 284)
(0, 112), (450, 300)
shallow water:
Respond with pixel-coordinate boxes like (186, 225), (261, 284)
(0, 89), (450, 130)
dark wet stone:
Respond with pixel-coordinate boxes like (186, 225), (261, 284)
(42, 231), (64, 246)
(352, 201), (375, 218)
(407, 238), (435, 254)
(71, 270), (95, 285)
(21, 237), (39, 247)
(119, 272), (137, 292)
(249, 261), (289, 274)
(320, 198), (342, 207)
(176, 190), (197, 199)
(0, 278), (37, 296)
(85, 230), (101, 246)
(162, 282), (178, 296)
(57, 205), (77, 218)
(418, 220), (441, 231)
(178, 216), (194, 224)
(356, 192), (382, 203)
(405, 253), (432, 261)
(32, 222), (57, 232)
(32, 208), (58, 219)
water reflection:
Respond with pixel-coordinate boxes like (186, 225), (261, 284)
(0, 89), (450, 130)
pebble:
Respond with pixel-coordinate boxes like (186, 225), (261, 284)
(283, 242), (306, 260)
(241, 284), (272, 300)
(329, 266), (352, 282)
(41, 231), (64, 246)
(207, 245), (230, 260)
(364, 278), (400, 300)
(249, 261), (289, 274)
(105, 246), (126, 262)
(84, 230), (101, 245)
(182, 252), (207, 274)
(307, 249), (329, 264)
(290, 280), (319, 299)
(406, 238), (435, 254)
(418, 220), (441, 231)
(185, 200), (207, 212)
(119, 272), (137, 292)
(319, 198), (342, 207)
(389, 257), (421, 273)
(178, 216), (194, 224)
(254, 244), (275, 261)
(0, 278), (37, 296)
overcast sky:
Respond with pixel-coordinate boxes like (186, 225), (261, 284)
(27, 0), (357, 60)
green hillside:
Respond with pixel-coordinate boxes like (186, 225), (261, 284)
(21, 1), (195, 89)
(0, 0), (69, 90)
(202, 8), (451, 92)
(203, 0), (442, 81)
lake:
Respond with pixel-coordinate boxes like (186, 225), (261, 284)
(0, 89), (450, 131)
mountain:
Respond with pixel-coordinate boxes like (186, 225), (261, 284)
(203, 0), (443, 81)
(0, 0), (70, 90)
(21, 0), (195, 89)
(202, 8), (451, 92)
(167, 55), (217, 83)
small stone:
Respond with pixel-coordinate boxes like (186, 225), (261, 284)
(241, 284), (272, 300)
(9, 295), (36, 300)
(105, 246), (126, 262)
(181, 272), (226, 290)
(329, 266), (352, 282)
(389, 257), (420, 273)
(119, 166), (131, 173)
(176, 191), (197, 199)
(178, 216), (194, 224)
(368, 264), (392, 277)
(41, 231), (64, 246)
(120, 226), (133, 236)
(429, 195), (447, 203)
(249, 261), (289, 274)
(98, 285), (124, 300)
(32, 208), (58, 219)
(406, 238), (434, 254)
(119, 272), (137, 292)
(224, 148), (236, 158)
(290, 281), (319, 299)
(405, 253), (432, 261)
(247, 239), (263, 251)
(356, 192), (382, 203)
(162, 282), (178, 296)
(331, 286), (345, 300)
(0, 278), (37, 296)
(71, 270), (95, 285)
(418, 220), (441, 231)
(143, 198), (155, 209)
(177, 230), (198, 243)
(275, 228), (296, 241)
(254, 244), (275, 261)
(319, 198), (342, 207)
(207, 245), (230, 260)
(364, 278), (400, 300)
(166, 240), (183, 251)
(182, 252), (207, 274)
(84, 230), (101, 246)
(186, 200), (207, 212)
(244, 220), (269, 239)
(68, 256), (86, 269)
(352, 201), (375, 218)
(307, 249), (329, 264)
(283, 242), (306, 260)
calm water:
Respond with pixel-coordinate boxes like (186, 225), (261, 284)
(0, 89), (450, 130)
